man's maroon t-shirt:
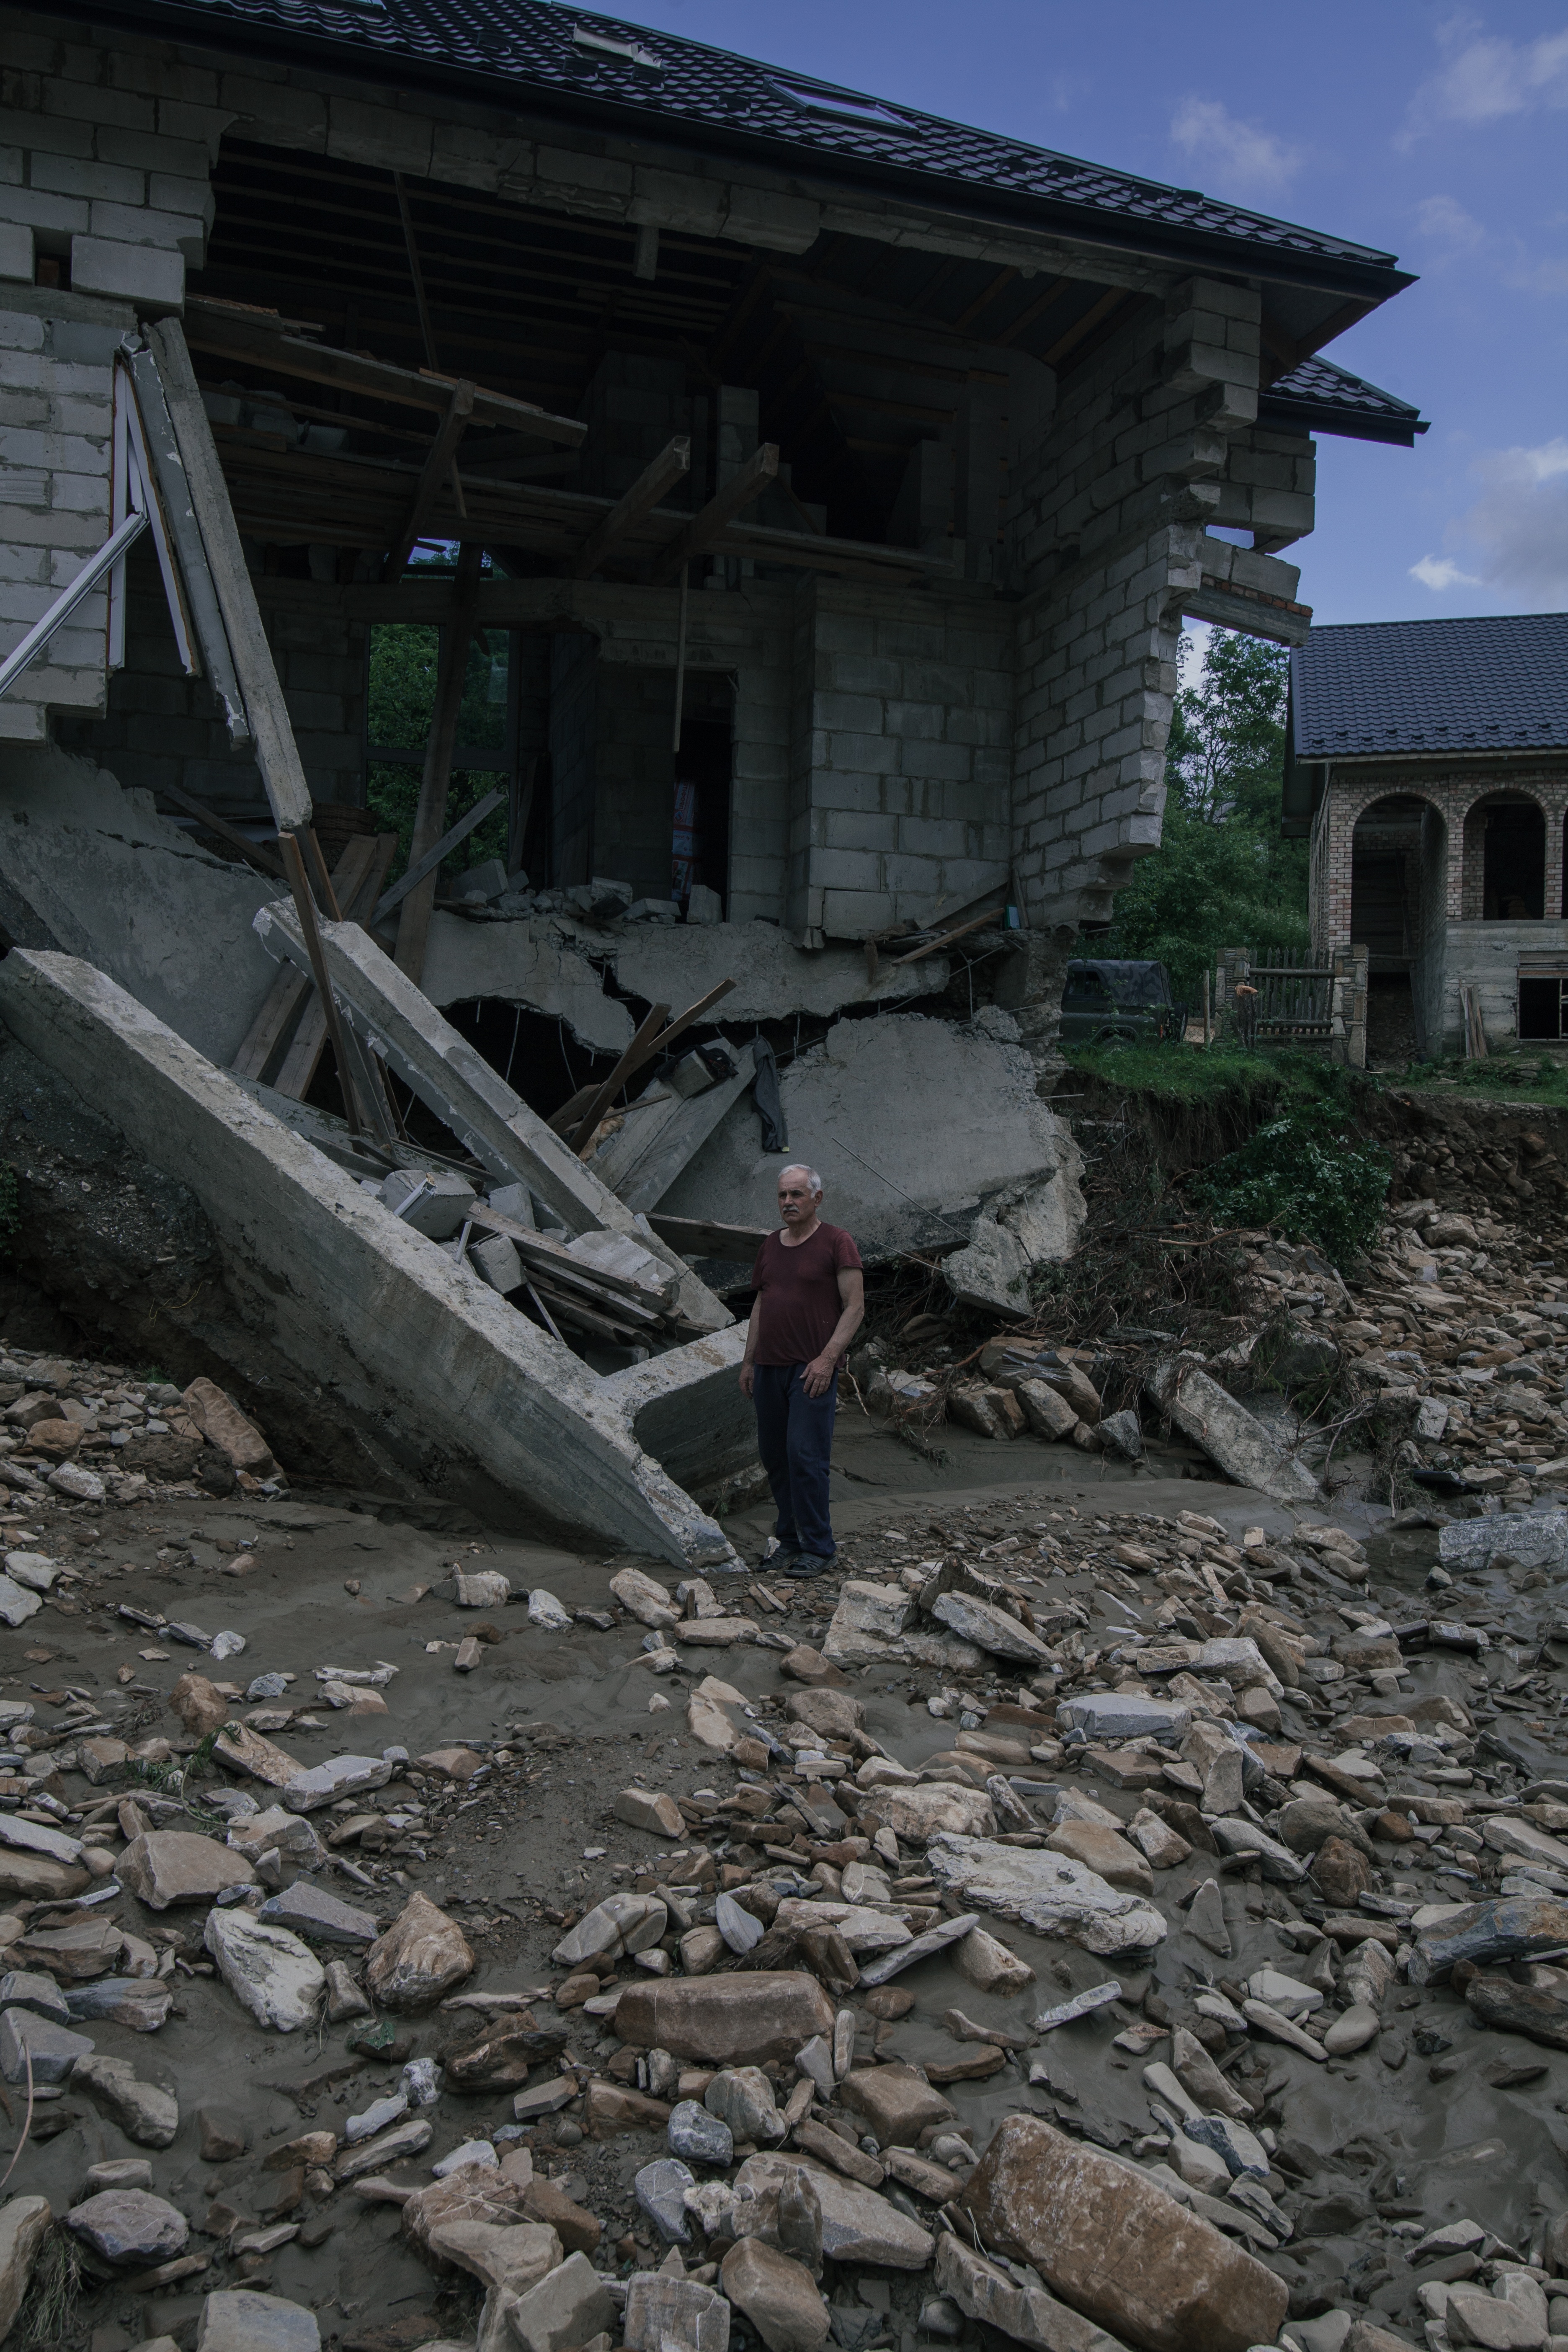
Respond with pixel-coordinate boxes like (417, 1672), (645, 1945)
(750, 1223), (863, 1367)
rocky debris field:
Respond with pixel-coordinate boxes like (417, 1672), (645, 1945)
(8, 1328), (1568, 2352)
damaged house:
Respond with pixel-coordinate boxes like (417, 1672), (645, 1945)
(0, 0), (1424, 1558)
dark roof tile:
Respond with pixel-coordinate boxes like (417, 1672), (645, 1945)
(1291, 615), (1568, 759)
(1260, 354), (1427, 447)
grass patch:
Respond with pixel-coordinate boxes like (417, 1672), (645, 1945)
(14, 2228), (85, 2351)
(1062, 1037), (1375, 1112)
(1398, 1052), (1568, 1106)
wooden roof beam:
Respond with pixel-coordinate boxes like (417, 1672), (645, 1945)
(385, 379), (474, 580)
(570, 436), (690, 578)
(650, 444), (778, 584)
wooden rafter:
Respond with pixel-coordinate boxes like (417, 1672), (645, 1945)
(649, 444), (779, 584)
(386, 379), (474, 578)
(570, 436), (690, 578)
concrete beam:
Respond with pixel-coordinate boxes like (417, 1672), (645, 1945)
(0, 950), (741, 1568)
(251, 900), (729, 1331)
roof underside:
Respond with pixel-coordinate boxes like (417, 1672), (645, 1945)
(1292, 616), (1568, 759)
(111, 0), (1412, 304)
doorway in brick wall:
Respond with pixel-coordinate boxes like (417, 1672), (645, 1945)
(672, 676), (732, 916)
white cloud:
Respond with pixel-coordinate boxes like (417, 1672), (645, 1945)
(1506, 252), (1568, 294)
(1169, 97), (1302, 197)
(1410, 554), (1481, 590)
(1415, 193), (1485, 252)
(1403, 20), (1568, 143)
(1413, 437), (1568, 603)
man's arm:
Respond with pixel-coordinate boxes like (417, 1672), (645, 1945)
(738, 1292), (763, 1398)
(802, 1266), (865, 1398)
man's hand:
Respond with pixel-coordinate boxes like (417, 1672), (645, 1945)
(739, 1359), (756, 1398)
(801, 1351), (838, 1398)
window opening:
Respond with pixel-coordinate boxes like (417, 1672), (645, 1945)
(768, 75), (910, 129)
(1480, 799), (1545, 920)
(672, 709), (731, 915)
(365, 616), (521, 888)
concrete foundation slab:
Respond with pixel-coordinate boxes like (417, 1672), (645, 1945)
(0, 951), (741, 1568)
(420, 916), (636, 1056)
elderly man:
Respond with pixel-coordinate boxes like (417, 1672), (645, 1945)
(739, 1164), (864, 1578)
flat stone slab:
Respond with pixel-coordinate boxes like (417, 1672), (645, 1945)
(1057, 1694), (1190, 1746)
(926, 1836), (1168, 1956)
(258, 1882), (379, 1945)
(282, 1754), (397, 1813)
(0, 2006), (94, 2083)
(1145, 1354), (1321, 1504)
(197, 2290), (321, 2352)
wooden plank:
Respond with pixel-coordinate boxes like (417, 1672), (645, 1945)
(647, 1215), (771, 1263)
(395, 542), (481, 987)
(147, 319), (315, 833)
(547, 978), (738, 1137)
(276, 831), (370, 1140)
(888, 907), (1005, 967)
(650, 444), (778, 585)
(614, 1042), (758, 1214)
(153, 779), (284, 879)
(387, 381), (474, 579)
(231, 831), (383, 1083)
(565, 1000), (671, 1160)
(466, 1207), (672, 1318)
(272, 834), (395, 1099)
(570, 436), (689, 579)
(371, 786), (505, 924)
(183, 298), (586, 445)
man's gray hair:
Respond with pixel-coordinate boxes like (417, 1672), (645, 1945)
(779, 1162), (823, 1193)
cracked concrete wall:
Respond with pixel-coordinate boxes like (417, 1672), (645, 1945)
(0, 949), (742, 1566)
(0, 740), (277, 1063)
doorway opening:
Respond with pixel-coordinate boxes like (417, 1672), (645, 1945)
(672, 679), (732, 915)
(1478, 798), (1546, 919)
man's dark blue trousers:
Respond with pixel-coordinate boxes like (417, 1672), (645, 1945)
(752, 1361), (836, 1561)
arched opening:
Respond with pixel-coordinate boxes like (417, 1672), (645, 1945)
(1351, 794), (1445, 1063)
(1464, 794), (1546, 920)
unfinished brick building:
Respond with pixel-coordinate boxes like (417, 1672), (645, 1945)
(2, 0), (1426, 952)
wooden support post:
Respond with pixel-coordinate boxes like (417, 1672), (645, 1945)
(154, 779), (284, 879)
(386, 380), (475, 581)
(394, 541), (482, 986)
(271, 834), (395, 1099)
(508, 753), (537, 881)
(671, 562), (690, 754)
(547, 978), (737, 1137)
(570, 436), (689, 580)
(276, 831), (369, 1140)
(232, 833), (387, 1084)
(372, 785), (505, 926)
(146, 320), (314, 832)
(566, 1000), (671, 1161)
(394, 172), (439, 374)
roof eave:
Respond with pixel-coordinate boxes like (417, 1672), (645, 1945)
(1295, 743), (1568, 766)
(76, 0), (1418, 306)
(1258, 396), (1428, 448)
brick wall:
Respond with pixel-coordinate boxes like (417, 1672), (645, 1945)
(1314, 763), (1568, 953)
(53, 546), (368, 815)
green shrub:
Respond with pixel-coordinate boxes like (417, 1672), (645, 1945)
(1191, 1102), (1390, 1270)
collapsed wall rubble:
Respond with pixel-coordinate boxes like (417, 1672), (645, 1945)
(0, 950), (748, 1565)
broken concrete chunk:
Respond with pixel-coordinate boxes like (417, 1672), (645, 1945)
(366, 1892), (475, 2009)
(1145, 1355), (1321, 1503)
(204, 1908), (326, 2033)
(615, 1973), (835, 2066)
(378, 1167), (477, 1240)
(958, 2114), (1287, 2352)
(455, 1571), (512, 1609)
(928, 1837), (1168, 1955)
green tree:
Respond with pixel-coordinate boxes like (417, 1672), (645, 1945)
(1092, 627), (1309, 1001)
(365, 614), (512, 885)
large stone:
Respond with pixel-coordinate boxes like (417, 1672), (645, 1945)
(520, 2180), (600, 2256)
(670, 2100), (734, 2166)
(583, 2082), (673, 2138)
(616, 1787), (686, 1838)
(1057, 1694), (1189, 1745)
(0, 1973), (68, 2023)
(1207, 1819), (1306, 1883)
(611, 1567), (682, 1629)
(73, 2054), (179, 2147)
(13, 1919), (123, 1980)
(958, 2115), (1287, 2352)
(1465, 1972), (1568, 2052)
(615, 1973), (835, 2066)
(504, 2251), (617, 2352)
(257, 1883), (378, 1946)
(624, 2272), (730, 2352)
(0, 1815), (82, 1869)
(280, 1753), (395, 1812)
(707, 2066), (785, 2145)
(634, 2157), (694, 2243)
(204, 1908), (326, 2032)
(215, 1723), (305, 1789)
(1016, 1380), (1082, 1443)
(855, 1912), (982, 1988)
(772, 1901), (908, 1955)
(0, 1850), (88, 1902)
(1444, 2286), (1547, 2350)
(785, 1689), (864, 1738)
(1408, 1896), (1568, 1986)
(401, 2160), (533, 2256)
(952, 1926), (1035, 1994)
(1168, 2029), (1254, 2123)
(928, 1837), (1168, 1956)
(1485, 1817), (1568, 1870)
(721, 2241), (830, 2352)
(183, 1377), (277, 1475)
(196, 2290), (320, 2352)
(821, 1582), (913, 1666)
(366, 1893), (475, 2009)
(66, 2189), (188, 2265)
(172, 1671), (231, 1738)
(731, 2153), (931, 2270)
(64, 1978), (172, 2032)
(1145, 1356), (1321, 1504)
(424, 2218), (561, 2295)
(1312, 1837), (1371, 1908)
(0, 2197), (52, 2343)
(1045, 1823), (1154, 1896)
(934, 2232), (1133, 2352)
(839, 2066), (952, 2147)
(0, 2007), (93, 2083)
(552, 1891), (666, 1968)
(227, 1810), (326, 1872)
(857, 1783), (995, 1844)
(930, 1592), (1057, 1667)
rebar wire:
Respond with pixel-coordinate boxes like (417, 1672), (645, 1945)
(503, 1005), (522, 1091)
(557, 1015), (575, 1095)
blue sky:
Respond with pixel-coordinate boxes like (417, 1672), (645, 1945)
(617, 0), (1568, 624)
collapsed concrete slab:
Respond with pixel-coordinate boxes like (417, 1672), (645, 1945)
(251, 902), (727, 1331)
(658, 1012), (1083, 1264)
(419, 915), (636, 1055)
(1145, 1355), (1321, 1504)
(0, 743), (277, 1066)
(0, 951), (744, 1567)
